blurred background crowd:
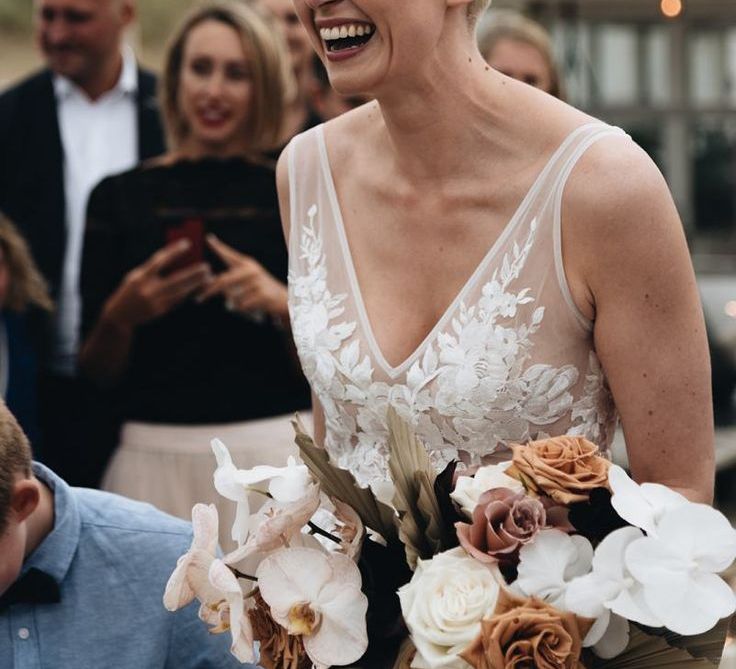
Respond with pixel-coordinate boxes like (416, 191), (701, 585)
(1, 0), (736, 552)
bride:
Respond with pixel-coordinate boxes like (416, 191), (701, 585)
(278, 0), (714, 504)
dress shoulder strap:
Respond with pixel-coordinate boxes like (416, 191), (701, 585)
(548, 123), (630, 331)
(286, 124), (325, 244)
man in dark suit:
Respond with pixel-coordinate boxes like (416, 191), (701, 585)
(0, 0), (165, 487)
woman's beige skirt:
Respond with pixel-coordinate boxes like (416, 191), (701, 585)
(102, 412), (312, 551)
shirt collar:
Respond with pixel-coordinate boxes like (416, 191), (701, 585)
(24, 463), (81, 585)
(54, 44), (138, 101)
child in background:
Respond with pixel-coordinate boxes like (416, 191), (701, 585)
(0, 213), (52, 445)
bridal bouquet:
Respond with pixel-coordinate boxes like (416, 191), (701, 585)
(163, 410), (736, 668)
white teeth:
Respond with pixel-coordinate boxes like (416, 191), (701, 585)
(319, 23), (375, 41)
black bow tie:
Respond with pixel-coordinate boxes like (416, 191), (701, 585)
(0, 568), (61, 611)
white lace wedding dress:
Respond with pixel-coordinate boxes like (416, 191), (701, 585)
(286, 122), (627, 488)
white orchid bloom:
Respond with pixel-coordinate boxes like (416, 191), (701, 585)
(163, 504), (255, 663)
(608, 465), (688, 537)
(212, 439), (314, 546)
(211, 439), (252, 546)
(256, 546), (369, 667)
(514, 529), (594, 608)
(565, 527), (658, 658)
(202, 559), (255, 664)
(624, 503), (736, 635)
(164, 503), (220, 611)
(232, 456), (313, 503)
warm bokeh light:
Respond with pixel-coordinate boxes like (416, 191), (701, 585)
(660, 0), (683, 19)
(725, 301), (736, 319)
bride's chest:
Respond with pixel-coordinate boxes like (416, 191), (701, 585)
(336, 187), (524, 367)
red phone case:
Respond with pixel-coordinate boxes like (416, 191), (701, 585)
(165, 217), (205, 273)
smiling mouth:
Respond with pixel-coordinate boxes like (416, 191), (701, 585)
(319, 23), (375, 53)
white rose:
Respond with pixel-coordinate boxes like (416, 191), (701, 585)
(450, 462), (524, 517)
(398, 547), (502, 669)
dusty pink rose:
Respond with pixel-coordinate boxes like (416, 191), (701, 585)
(456, 488), (568, 565)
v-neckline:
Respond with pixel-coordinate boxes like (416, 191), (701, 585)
(316, 122), (603, 380)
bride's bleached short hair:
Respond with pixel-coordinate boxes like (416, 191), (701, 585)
(469, 0), (492, 25)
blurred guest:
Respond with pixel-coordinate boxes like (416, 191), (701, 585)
(257, 0), (321, 141)
(477, 9), (564, 100)
(0, 399), (247, 669)
(0, 214), (53, 447)
(0, 0), (165, 486)
(79, 2), (310, 539)
(310, 55), (371, 122)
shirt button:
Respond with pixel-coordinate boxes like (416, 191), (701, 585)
(18, 627), (30, 640)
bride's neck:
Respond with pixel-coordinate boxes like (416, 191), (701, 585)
(376, 51), (509, 183)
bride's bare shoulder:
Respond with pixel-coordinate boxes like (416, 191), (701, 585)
(321, 100), (384, 165)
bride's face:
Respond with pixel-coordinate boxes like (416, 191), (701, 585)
(294, 0), (449, 96)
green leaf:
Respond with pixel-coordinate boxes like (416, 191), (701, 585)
(386, 408), (451, 568)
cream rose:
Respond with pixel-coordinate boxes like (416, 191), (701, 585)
(398, 547), (502, 669)
(451, 463), (525, 518)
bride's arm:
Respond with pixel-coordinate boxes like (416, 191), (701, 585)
(563, 138), (714, 504)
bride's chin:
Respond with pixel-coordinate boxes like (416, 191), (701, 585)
(326, 66), (383, 99)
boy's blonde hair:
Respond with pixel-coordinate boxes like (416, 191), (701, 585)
(0, 401), (32, 535)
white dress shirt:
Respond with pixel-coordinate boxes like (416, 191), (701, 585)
(52, 48), (139, 375)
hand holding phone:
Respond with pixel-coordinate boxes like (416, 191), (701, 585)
(164, 218), (205, 273)
(103, 239), (211, 330)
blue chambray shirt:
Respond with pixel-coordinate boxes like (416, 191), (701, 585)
(0, 463), (252, 669)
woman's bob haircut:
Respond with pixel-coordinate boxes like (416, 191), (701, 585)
(160, 1), (293, 154)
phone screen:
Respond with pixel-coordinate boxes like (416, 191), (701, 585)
(164, 217), (205, 273)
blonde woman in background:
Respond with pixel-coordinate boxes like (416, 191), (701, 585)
(0, 213), (53, 446)
(478, 8), (564, 99)
(79, 2), (310, 544)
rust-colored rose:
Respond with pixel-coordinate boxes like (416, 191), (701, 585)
(507, 436), (611, 504)
(456, 488), (568, 565)
(460, 589), (593, 669)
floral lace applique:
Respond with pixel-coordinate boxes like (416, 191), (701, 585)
(289, 206), (611, 487)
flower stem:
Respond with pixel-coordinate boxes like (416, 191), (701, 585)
(243, 585), (260, 600)
(308, 521), (342, 545)
(232, 568), (258, 582)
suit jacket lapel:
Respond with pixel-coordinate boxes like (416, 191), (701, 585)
(136, 69), (166, 160)
(27, 71), (66, 293)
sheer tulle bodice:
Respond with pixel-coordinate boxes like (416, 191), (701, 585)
(287, 123), (627, 487)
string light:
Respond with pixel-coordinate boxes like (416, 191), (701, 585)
(660, 0), (683, 19)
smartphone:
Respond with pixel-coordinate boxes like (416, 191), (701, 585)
(164, 217), (205, 273)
